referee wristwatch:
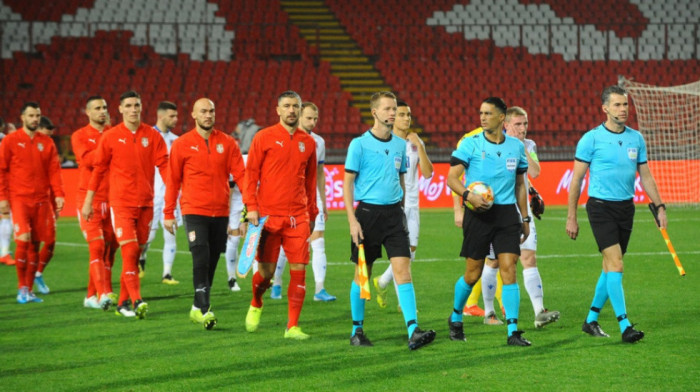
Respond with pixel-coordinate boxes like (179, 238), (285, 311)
(522, 216), (532, 223)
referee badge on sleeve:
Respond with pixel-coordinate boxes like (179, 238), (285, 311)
(394, 156), (402, 171)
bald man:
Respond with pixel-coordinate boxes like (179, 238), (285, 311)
(164, 98), (246, 329)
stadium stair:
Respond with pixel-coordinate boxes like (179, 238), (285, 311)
(279, 0), (427, 140)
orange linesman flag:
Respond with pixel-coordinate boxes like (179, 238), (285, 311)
(358, 244), (371, 299)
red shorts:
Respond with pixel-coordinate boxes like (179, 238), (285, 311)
(258, 215), (310, 264)
(11, 199), (53, 243)
(78, 200), (115, 242)
(110, 206), (153, 244)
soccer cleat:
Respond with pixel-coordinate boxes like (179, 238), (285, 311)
(408, 327), (436, 350)
(284, 326), (310, 340)
(190, 308), (218, 330)
(84, 295), (101, 309)
(138, 258), (146, 278)
(228, 278), (241, 292)
(245, 305), (262, 332)
(202, 311), (217, 330)
(484, 312), (504, 325)
(582, 320), (609, 337)
(16, 288), (27, 304)
(534, 309), (561, 328)
(448, 317), (466, 342)
(115, 301), (136, 317)
(507, 330), (532, 346)
(621, 325), (644, 343)
(134, 300), (148, 319)
(350, 328), (373, 347)
(34, 275), (50, 294)
(463, 304), (485, 317)
(0, 254), (15, 265)
(270, 285), (282, 299)
(98, 294), (112, 311)
(26, 291), (43, 303)
(373, 277), (388, 308)
(313, 289), (336, 302)
(161, 274), (179, 285)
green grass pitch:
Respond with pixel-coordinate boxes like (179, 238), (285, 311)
(0, 206), (698, 391)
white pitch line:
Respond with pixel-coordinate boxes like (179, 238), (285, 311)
(56, 240), (697, 265)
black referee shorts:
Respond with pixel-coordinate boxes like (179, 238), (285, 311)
(586, 197), (635, 254)
(460, 204), (522, 260)
(350, 202), (410, 265)
(183, 215), (229, 254)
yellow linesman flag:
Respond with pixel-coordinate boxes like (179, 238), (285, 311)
(358, 244), (371, 299)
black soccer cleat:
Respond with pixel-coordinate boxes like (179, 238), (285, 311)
(582, 320), (610, 337)
(408, 327), (436, 350)
(448, 317), (466, 342)
(507, 330), (531, 346)
(621, 325), (644, 343)
(350, 328), (373, 347)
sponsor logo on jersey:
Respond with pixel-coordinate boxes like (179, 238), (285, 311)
(118, 138), (126, 144)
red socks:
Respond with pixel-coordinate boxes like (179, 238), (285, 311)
(287, 269), (306, 329)
(14, 240), (29, 288)
(37, 242), (54, 273)
(87, 239), (105, 297)
(251, 271), (271, 308)
(120, 241), (141, 303)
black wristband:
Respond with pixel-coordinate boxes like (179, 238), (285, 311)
(462, 189), (470, 203)
(522, 216), (532, 223)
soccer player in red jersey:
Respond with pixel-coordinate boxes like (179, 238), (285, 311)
(164, 98), (246, 329)
(72, 96), (118, 310)
(243, 91), (318, 340)
(32, 116), (59, 294)
(0, 102), (65, 304)
(82, 91), (168, 319)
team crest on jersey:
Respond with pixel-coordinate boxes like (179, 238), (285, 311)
(506, 157), (517, 171)
(37, 142), (44, 152)
(141, 138), (149, 147)
(627, 148), (638, 160)
(216, 143), (224, 154)
(116, 228), (122, 238)
(189, 230), (196, 242)
(298, 142), (305, 152)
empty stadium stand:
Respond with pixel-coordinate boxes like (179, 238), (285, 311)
(1, 0), (698, 158)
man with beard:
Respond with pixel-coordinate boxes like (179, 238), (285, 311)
(164, 98), (246, 329)
(0, 102), (64, 303)
(72, 96), (119, 310)
(243, 91), (318, 340)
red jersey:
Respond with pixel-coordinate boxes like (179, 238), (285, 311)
(243, 123), (318, 220)
(0, 128), (64, 203)
(88, 122), (168, 208)
(164, 129), (246, 219)
(71, 124), (110, 202)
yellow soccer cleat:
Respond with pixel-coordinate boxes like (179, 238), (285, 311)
(284, 326), (310, 340)
(162, 274), (179, 285)
(245, 305), (262, 332)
